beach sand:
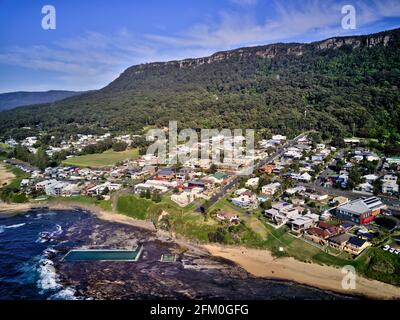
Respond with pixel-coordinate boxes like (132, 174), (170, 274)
(0, 163), (14, 188)
(46, 202), (157, 231)
(203, 244), (400, 300)
(1, 197), (399, 299)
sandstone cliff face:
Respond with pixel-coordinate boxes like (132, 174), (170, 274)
(115, 28), (398, 81)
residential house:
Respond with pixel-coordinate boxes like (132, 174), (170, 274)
(304, 222), (340, 245)
(363, 174), (378, 184)
(381, 174), (399, 194)
(305, 191), (328, 201)
(88, 182), (121, 196)
(61, 184), (81, 197)
(345, 237), (371, 255)
(216, 211), (240, 224)
(35, 179), (58, 192)
(261, 182), (281, 196)
(234, 188), (249, 196)
(297, 136), (309, 144)
(290, 216), (315, 234)
(204, 172), (228, 185)
(284, 148), (302, 159)
(265, 202), (301, 226)
(155, 168), (175, 180)
(45, 181), (69, 196)
(141, 165), (158, 176)
(231, 191), (258, 209)
(357, 182), (374, 193)
(272, 135), (287, 142)
(134, 182), (169, 194)
(382, 180), (399, 194)
(328, 233), (352, 250)
(330, 196), (349, 206)
(171, 188), (202, 207)
(187, 180), (206, 190)
(304, 227), (330, 245)
(20, 179), (30, 187)
(176, 167), (193, 181)
(245, 177), (259, 188)
(259, 164), (275, 174)
(285, 186), (306, 196)
(384, 174), (397, 183)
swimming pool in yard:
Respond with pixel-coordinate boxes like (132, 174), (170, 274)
(63, 246), (143, 262)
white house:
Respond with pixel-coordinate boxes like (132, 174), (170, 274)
(383, 174), (397, 182)
(216, 211), (239, 224)
(261, 182), (281, 196)
(382, 180), (399, 194)
(357, 182), (374, 193)
(363, 174), (378, 184)
(285, 186), (306, 195)
(299, 172), (312, 182)
(272, 135), (287, 141)
(245, 177), (260, 188)
(231, 191), (258, 209)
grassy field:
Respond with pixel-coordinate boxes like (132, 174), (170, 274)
(4, 165), (30, 189)
(0, 143), (11, 151)
(62, 148), (139, 167)
(208, 196), (269, 240)
(115, 194), (220, 242)
(46, 195), (112, 210)
(116, 194), (152, 220)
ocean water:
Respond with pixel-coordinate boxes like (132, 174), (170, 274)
(0, 209), (86, 300)
(0, 208), (354, 300)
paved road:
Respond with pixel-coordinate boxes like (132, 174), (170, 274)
(195, 132), (310, 212)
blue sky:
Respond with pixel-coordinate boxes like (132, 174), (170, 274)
(0, 0), (399, 93)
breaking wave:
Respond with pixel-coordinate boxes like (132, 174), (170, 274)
(0, 223), (26, 233)
(37, 247), (78, 300)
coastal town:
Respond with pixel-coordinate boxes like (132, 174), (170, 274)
(1, 129), (399, 265)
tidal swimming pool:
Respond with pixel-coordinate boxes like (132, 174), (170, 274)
(63, 246), (143, 262)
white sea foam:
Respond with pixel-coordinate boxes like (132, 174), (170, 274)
(49, 287), (78, 300)
(37, 247), (78, 300)
(34, 211), (57, 220)
(36, 224), (63, 243)
(37, 258), (61, 292)
(0, 223), (26, 234)
(5, 223), (26, 229)
(51, 224), (63, 237)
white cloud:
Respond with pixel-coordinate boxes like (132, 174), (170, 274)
(0, 0), (399, 91)
(229, 0), (258, 6)
(147, 0), (400, 53)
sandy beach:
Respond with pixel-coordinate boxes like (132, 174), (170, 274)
(1, 198), (399, 299)
(46, 202), (157, 231)
(0, 163), (14, 188)
(203, 244), (400, 300)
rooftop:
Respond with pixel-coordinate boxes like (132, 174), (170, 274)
(337, 197), (384, 215)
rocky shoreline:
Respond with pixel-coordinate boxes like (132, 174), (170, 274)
(47, 209), (352, 300)
(2, 202), (399, 299)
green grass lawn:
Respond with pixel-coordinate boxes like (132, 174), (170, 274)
(116, 194), (152, 220)
(208, 196), (268, 240)
(62, 148), (139, 167)
(45, 195), (112, 213)
(0, 143), (11, 151)
(3, 165), (30, 189)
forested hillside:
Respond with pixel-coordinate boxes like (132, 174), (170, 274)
(0, 28), (399, 144)
(0, 90), (83, 112)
